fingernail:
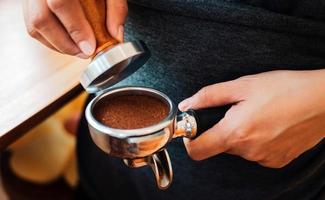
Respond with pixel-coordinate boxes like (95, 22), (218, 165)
(117, 25), (124, 42)
(78, 41), (94, 56)
(76, 53), (88, 59)
(178, 98), (191, 111)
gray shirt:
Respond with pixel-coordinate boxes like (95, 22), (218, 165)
(77, 1), (325, 199)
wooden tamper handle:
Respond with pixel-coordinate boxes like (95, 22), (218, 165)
(80, 0), (119, 56)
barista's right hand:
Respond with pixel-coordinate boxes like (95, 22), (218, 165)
(23, 0), (128, 58)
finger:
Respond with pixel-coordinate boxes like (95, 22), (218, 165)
(47, 0), (96, 56)
(23, 1), (57, 51)
(178, 80), (245, 111)
(183, 120), (229, 161)
(29, 30), (58, 51)
(28, 0), (82, 56)
(106, 0), (128, 42)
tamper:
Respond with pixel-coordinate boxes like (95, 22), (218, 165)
(79, 0), (150, 93)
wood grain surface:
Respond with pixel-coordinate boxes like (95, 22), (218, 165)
(0, 0), (88, 149)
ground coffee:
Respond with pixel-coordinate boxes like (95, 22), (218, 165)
(94, 94), (169, 129)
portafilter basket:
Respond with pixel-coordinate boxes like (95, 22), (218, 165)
(85, 86), (229, 189)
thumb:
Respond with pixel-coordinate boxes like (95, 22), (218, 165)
(106, 0), (128, 42)
(183, 121), (229, 161)
(179, 80), (244, 111)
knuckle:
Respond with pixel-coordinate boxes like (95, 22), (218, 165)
(229, 123), (255, 147)
(197, 86), (211, 104)
(237, 74), (257, 83)
(268, 162), (286, 169)
(236, 75), (255, 95)
(244, 150), (265, 161)
(47, 0), (66, 11)
(30, 12), (50, 29)
(116, 2), (128, 13)
(189, 153), (203, 161)
(68, 29), (84, 41)
(239, 121), (256, 137)
(198, 86), (208, 98)
(26, 27), (39, 38)
(110, 0), (128, 14)
(284, 151), (295, 162)
(60, 45), (78, 55)
(234, 129), (250, 142)
(237, 75), (253, 81)
(276, 162), (287, 168)
(259, 159), (287, 169)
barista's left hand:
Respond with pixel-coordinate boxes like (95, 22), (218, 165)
(178, 70), (325, 168)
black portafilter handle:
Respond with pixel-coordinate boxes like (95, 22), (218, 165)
(190, 105), (232, 137)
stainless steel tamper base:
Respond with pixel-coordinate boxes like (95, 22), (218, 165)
(80, 41), (150, 93)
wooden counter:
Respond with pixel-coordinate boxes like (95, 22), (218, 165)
(0, 0), (88, 149)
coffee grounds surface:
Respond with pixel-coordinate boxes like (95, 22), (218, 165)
(94, 95), (169, 129)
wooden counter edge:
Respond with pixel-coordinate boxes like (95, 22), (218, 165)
(0, 84), (84, 150)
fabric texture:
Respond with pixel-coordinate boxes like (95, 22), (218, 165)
(77, 1), (325, 199)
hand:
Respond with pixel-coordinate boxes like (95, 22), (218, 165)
(179, 70), (325, 168)
(22, 0), (127, 58)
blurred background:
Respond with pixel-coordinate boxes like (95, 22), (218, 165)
(1, 93), (86, 200)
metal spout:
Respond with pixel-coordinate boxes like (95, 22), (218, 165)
(123, 149), (173, 189)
